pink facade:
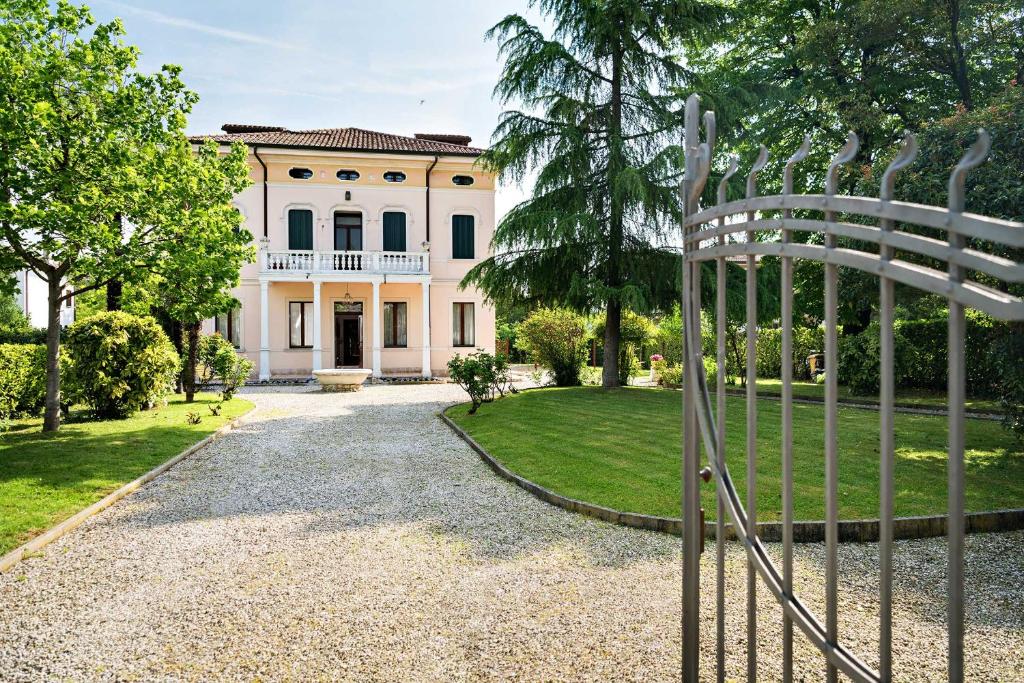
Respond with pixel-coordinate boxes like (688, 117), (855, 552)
(198, 134), (496, 379)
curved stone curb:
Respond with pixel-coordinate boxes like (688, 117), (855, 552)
(0, 406), (256, 573)
(441, 404), (1024, 543)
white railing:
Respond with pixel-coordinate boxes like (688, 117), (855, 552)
(262, 250), (429, 275)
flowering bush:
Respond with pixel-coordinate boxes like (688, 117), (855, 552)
(650, 354), (663, 363)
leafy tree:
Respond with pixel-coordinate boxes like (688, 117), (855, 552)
(464, 0), (726, 387)
(0, 295), (33, 343)
(0, 1), (197, 430)
(140, 139), (254, 402)
(691, 1), (1021, 333)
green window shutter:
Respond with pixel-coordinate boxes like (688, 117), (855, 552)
(288, 209), (313, 250)
(383, 212), (406, 252)
(452, 215), (474, 259)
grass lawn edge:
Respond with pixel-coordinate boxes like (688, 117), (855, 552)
(0, 399), (256, 573)
(441, 393), (1024, 543)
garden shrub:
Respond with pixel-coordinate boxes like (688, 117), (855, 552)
(516, 307), (589, 386)
(64, 312), (179, 418)
(448, 351), (515, 414)
(755, 326), (825, 381)
(0, 344), (46, 424)
(197, 333), (254, 400)
(837, 311), (1005, 397)
(660, 365), (682, 387)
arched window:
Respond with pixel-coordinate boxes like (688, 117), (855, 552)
(336, 169), (360, 181)
(382, 212), (406, 252)
(288, 167), (313, 179)
(452, 175), (474, 186)
(383, 170), (406, 183)
(288, 209), (314, 250)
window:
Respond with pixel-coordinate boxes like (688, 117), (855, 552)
(288, 209), (314, 250)
(336, 169), (360, 181)
(384, 302), (407, 348)
(289, 302), (314, 348)
(452, 215), (474, 259)
(383, 170), (406, 183)
(452, 302), (475, 347)
(382, 212), (406, 252)
(334, 212), (362, 251)
(215, 307), (241, 348)
(452, 175), (474, 186)
(288, 167), (313, 179)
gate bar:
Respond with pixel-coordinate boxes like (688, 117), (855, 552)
(824, 132), (858, 683)
(878, 132), (917, 681)
(715, 158), (738, 683)
(745, 145), (768, 683)
(781, 136), (809, 683)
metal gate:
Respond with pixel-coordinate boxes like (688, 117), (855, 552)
(679, 94), (1024, 682)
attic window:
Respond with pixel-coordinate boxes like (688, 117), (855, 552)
(289, 167), (313, 180)
(452, 175), (474, 186)
(383, 171), (406, 183)
(337, 169), (360, 181)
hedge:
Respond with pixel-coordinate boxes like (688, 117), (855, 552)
(837, 311), (1004, 397)
(0, 344), (47, 424)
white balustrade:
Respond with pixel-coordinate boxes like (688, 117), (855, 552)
(260, 250), (429, 275)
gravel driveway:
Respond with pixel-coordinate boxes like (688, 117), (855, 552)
(1, 383), (1021, 681)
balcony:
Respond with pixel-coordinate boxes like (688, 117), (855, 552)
(261, 250), (429, 275)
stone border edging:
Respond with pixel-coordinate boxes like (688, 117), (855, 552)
(0, 407), (255, 573)
(441, 404), (1024, 543)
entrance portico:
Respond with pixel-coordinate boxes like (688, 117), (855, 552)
(256, 246), (432, 380)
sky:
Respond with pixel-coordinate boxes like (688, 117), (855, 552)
(85, 0), (546, 220)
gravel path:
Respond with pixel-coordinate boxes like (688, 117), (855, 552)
(1, 384), (1021, 681)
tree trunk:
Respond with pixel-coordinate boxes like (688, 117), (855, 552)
(602, 37), (625, 389)
(947, 0), (974, 111)
(602, 302), (622, 387)
(106, 279), (122, 311)
(42, 276), (63, 432)
(183, 321), (200, 403)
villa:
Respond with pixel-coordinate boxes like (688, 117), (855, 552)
(189, 125), (496, 380)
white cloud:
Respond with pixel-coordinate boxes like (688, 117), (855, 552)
(95, 0), (299, 50)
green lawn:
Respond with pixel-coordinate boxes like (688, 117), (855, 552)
(448, 386), (1021, 521)
(741, 378), (1002, 413)
(0, 393), (253, 555)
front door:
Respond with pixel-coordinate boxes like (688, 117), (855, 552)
(334, 301), (363, 367)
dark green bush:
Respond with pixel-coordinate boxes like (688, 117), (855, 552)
(0, 343), (46, 423)
(517, 307), (589, 386)
(64, 312), (179, 418)
(837, 311), (1005, 397)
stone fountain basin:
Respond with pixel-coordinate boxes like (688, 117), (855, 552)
(312, 369), (372, 392)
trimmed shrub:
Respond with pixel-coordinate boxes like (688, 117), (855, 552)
(517, 307), (589, 386)
(197, 333), (254, 400)
(64, 312), (179, 418)
(448, 351), (515, 414)
(0, 344), (46, 423)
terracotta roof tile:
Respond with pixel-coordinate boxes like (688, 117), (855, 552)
(189, 125), (483, 156)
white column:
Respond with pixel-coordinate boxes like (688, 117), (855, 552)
(259, 280), (270, 381)
(421, 280), (431, 378)
(312, 279), (322, 372)
(371, 279), (382, 377)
